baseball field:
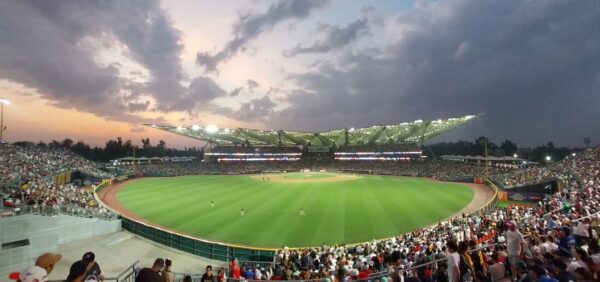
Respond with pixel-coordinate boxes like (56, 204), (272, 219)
(113, 172), (475, 248)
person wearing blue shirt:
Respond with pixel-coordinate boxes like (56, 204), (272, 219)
(244, 267), (254, 280)
(557, 227), (575, 253)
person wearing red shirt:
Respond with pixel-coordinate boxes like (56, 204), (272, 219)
(230, 258), (241, 279)
(358, 268), (370, 280)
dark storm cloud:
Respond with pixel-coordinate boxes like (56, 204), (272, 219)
(271, 0), (600, 146)
(233, 96), (277, 122)
(284, 19), (368, 57)
(0, 0), (224, 121)
(196, 0), (330, 73)
(169, 76), (228, 113)
(128, 101), (151, 112)
(247, 79), (260, 93)
(284, 7), (375, 57)
(229, 87), (244, 97)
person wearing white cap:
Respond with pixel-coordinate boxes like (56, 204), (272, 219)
(505, 221), (525, 281)
(9, 252), (62, 282)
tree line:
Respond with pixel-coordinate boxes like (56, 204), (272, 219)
(425, 136), (577, 163)
(11, 135), (580, 164)
(14, 137), (202, 162)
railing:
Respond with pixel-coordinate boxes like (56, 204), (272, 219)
(47, 260), (139, 282)
(225, 271), (390, 282)
(0, 203), (118, 220)
(474, 179), (499, 215)
(109, 260), (140, 282)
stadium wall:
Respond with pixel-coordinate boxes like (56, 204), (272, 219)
(0, 214), (120, 276)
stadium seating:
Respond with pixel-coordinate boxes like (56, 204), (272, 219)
(2, 143), (599, 281)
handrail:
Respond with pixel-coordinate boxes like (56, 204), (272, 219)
(398, 242), (497, 273)
(573, 210), (600, 222)
(112, 260), (140, 281)
(47, 260), (139, 282)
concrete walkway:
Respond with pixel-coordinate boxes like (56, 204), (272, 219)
(45, 231), (228, 281)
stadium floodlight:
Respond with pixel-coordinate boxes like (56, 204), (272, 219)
(0, 98), (10, 105)
(205, 124), (219, 134)
(192, 125), (200, 131)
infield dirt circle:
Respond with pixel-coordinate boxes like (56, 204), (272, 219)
(98, 172), (494, 248)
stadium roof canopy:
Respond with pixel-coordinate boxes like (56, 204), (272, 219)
(145, 114), (478, 148)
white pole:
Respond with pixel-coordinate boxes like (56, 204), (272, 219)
(0, 102), (4, 143)
(0, 97), (10, 143)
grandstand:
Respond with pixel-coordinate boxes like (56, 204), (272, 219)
(3, 127), (600, 282)
(146, 114), (478, 161)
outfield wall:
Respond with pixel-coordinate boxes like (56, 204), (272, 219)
(120, 218), (275, 262)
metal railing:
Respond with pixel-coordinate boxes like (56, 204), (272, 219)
(47, 260), (139, 282)
(0, 203), (118, 220)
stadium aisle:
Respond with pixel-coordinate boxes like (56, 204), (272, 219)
(45, 231), (224, 280)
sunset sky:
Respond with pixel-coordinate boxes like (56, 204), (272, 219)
(1, 0), (599, 148)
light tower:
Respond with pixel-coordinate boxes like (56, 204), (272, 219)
(0, 97), (10, 143)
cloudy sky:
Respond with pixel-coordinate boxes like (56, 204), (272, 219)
(0, 0), (599, 148)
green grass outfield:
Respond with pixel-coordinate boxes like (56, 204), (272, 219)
(117, 173), (474, 248)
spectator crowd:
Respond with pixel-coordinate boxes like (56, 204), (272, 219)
(4, 141), (600, 281)
(1, 143), (115, 218)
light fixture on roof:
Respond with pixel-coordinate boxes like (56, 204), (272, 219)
(192, 125), (200, 131)
(205, 124), (219, 134)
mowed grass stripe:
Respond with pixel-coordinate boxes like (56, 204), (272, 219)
(116, 174), (474, 248)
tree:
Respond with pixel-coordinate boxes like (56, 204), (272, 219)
(500, 139), (518, 156)
(584, 137), (591, 148)
(62, 138), (74, 148)
(141, 138), (151, 149)
(49, 140), (61, 148)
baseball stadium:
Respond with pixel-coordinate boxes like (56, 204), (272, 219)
(96, 114), (493, 249)
(2, 113), (599, 281)
(2, 1), (600, 281)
